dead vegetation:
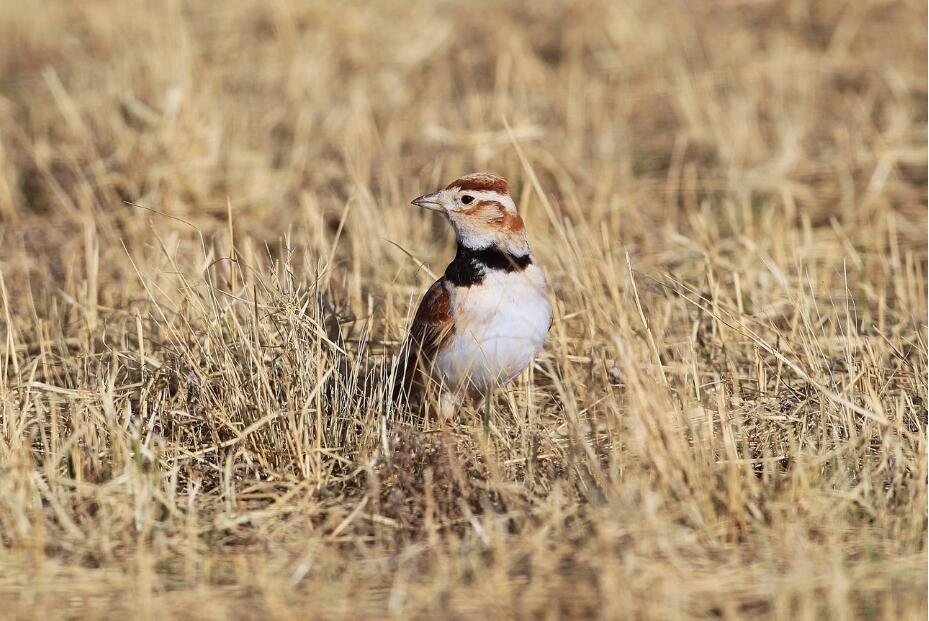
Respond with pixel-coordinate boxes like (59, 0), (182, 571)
(0, 0), (926, 619)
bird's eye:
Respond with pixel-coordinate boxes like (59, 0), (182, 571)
(461, 195), (474, 204)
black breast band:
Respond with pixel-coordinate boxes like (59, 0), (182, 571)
(444, 243), (532, 287)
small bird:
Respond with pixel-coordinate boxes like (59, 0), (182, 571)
(397, 172), (552, 418)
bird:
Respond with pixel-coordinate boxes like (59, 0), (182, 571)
(396, 172), (552, 420)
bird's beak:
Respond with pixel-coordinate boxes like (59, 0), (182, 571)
(411, 191), (444, 212)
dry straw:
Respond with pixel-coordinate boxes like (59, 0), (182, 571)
(0, 0), (925, 619)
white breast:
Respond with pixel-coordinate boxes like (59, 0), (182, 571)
(436, 265), (552, 394)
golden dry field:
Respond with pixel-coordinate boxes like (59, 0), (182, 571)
(0, 1), (926, 619)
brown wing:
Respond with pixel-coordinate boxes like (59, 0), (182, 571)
(394, 278), (454, 402)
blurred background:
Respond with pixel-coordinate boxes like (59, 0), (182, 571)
(2, 1), (924, 293)
(0, 1), (925, 619)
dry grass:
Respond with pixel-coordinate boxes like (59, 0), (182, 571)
(0, 0), (926, 619)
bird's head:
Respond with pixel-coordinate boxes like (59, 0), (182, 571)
(411, 173), (529, 255)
